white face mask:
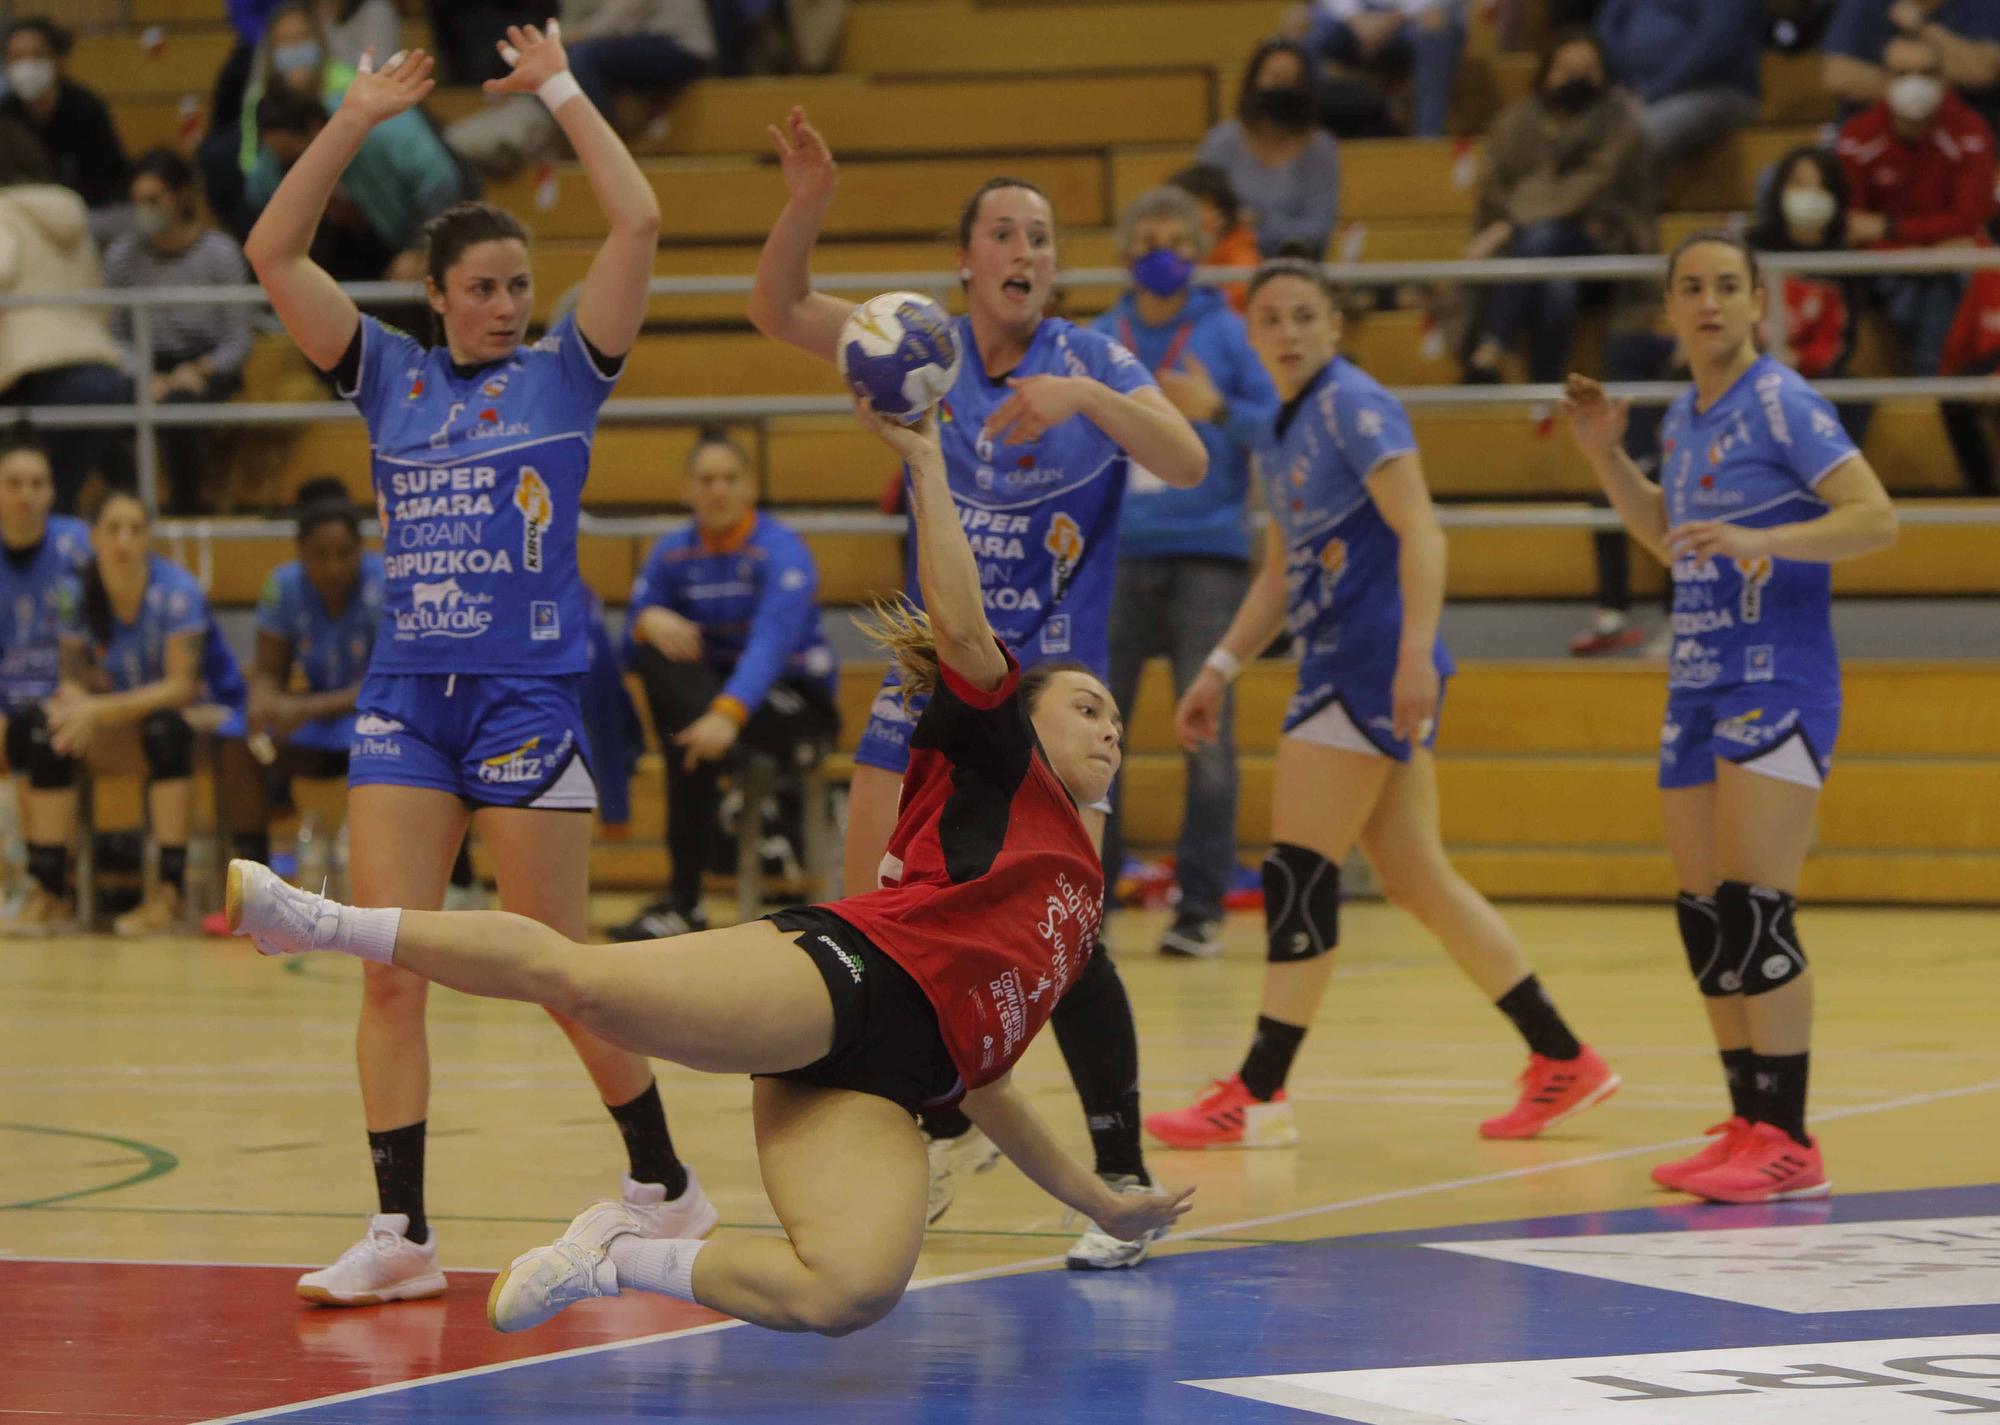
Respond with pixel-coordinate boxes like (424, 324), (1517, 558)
(4, 57), (55, 104)
(1781, 187), (1837, 232)
(1887, 73), (1946, 123)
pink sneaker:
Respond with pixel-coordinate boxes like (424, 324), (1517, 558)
(1144, 1075), (1298, 1150)
(1681, 1122), (1830, 1204)
(1478, 1046), (1620, 1139)
(1651, 1117), (1753, 1192)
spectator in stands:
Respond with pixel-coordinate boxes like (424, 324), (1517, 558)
(1169, 163), (1260, 311)
(1304, 0), (1466, 139)
(313, 0), (403, 72)
(610, 432), (839, 943)
(0, 122), (133, 513)
(1595, 0), (1764, 171)
(252, 88), (468, 281)
(1456, 27), (1655, 386)
(1937, 240), (2000, 494)
(1093, 188), (1278, 960)
(446, 0), (717, 176)
(0, 18), (132, 246)
(103, 149), (255, 514)
(49, 488), (250, 936)
(1197, 39), (1342, 260)
(1823, 0), (2000, 135)
(425, 1), (543, 84)
(1837, 31), (1996, 375)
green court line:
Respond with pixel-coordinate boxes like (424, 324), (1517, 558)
(0, 1122), (180, 1210)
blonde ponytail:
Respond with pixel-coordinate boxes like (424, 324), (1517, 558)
(859, 596), (942, 707)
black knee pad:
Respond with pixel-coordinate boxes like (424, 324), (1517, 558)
(1715, 879), (1807, 997)
(1263, 842), (1339, 963)
(5, 703), (77, 790)
(1675, 890), (1731, 996)
(139, 709), (194, 781)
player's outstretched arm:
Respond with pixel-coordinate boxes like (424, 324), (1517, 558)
(1367, 452), (1446, 743)
(984, 379), (1208, 488)
(747, 106), (855, 362)
(1561, 373), (1670, 563)
(853, 399), (1007, 692)
(1177, 520), (1290, 751)
(488, 22), (660, 359)
(1669, 455), (1898, 565)
(245, 48), (436, 370)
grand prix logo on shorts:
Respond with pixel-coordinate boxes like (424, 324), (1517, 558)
(395, 578), (495, 641)
(515, 468), (552, 574)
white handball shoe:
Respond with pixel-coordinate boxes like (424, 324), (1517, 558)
(297, 1213), (448, 1306)
(621, 1169), (719, 1240)
(487, 1201), (641, 1333)
(1064, 1175), (1171, 1271)
(227, 860), (340, 956)
(923, 1125), (1002, 1225)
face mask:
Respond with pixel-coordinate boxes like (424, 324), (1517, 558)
(273, 41), (322, 77)
(1253, 84), (1313, 129)
(1780, 187), (1837, 233)
(1887, 73), (1946, 123)
(133, 204), (175, 240)
(1131, 247), (1194, 298)
(1545, 77), (1602, 114)
(4, 58), (55, 104)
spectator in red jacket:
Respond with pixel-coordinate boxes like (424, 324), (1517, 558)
(1937, 266), (2000, 493)
(1836, 32), (1998, 373)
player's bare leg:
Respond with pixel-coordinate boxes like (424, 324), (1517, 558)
(841, 764), (902, 895)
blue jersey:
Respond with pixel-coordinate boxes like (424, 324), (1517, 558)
(77, 554), (242, 709)
(1254, 358), (1452, 682)
(1659, 356), (1857, 702)
(340, 312), (618, 676)
(0, 514), (89, 708)
(626, 512), (837, 711)
(255, 552), (385, 748)
(906, 316), (1156, 677)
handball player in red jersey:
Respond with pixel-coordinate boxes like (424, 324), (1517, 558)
(228, 397), (1194, 1338)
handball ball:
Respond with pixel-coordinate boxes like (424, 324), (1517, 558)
(837, 292), (961, 420)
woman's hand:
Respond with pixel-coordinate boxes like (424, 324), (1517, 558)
(639, 606), (705, 663)
(673, 710), (740, 769)
(340, 47), (436, 126)
(44, 686), (96, 758)
(1390, 649), (1440, 745)
(1560, 373), (1630, 462)
(1174, 667), (1226, 751)
(853, 396), (942, 464)
(1157, 354), (1225, 425)
(484, 21), (568, 95)
(768, 105), (838, 207)
(1094, 1182), (1196, 1243)
(982, 375), (1091, 446)
(1666, 520), (1771, 564)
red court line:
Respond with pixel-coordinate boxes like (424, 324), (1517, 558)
(0, 1260), (722, 1423)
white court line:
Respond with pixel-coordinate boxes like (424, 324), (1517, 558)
(165, 1071), (2000, 1424)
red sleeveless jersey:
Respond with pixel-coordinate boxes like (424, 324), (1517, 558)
(825, 648), (1104, 1093)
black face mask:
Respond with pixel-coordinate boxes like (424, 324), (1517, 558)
(1544, 77), (1603, 114)
(1251, 83), (1314, 129)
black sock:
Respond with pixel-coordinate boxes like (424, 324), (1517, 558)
(920, 1105), (973, 1140)
(1493, 974), (1582, 1061)
(368, 1120), (428, 1244)
(233, 831), (272, 865)
(1239, 1015), (1308, 1102)
(26, 842), (66, 898)
(607, 1080), (687, 1198)
(1720, 1047), (1760, 1121)
(1050, 946), (1148, 1183)
(1757, 1052), (1811, 1146)
(157, 845), (188, 894)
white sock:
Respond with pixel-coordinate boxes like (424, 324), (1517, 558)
(335, 904), (402, 964)
(607, 1235), (707, 1302)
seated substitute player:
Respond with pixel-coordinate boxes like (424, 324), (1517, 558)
(215, 478), (385, 875)
(47, 488), (250, 935)
(610, 431), (838, 943)
(0, 424), (90, 932)
(1147, 259), (1618, 1150)
(1564, 231), (1897, 1203)
(228, 396), (1194, 1340)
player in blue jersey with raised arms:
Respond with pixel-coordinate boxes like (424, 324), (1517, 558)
(0, 424), (90, 933)
(1564, 231), (1897, 1204)
(245, 24), (711, 1306)
(749, 107), (1208, 1263)
(1149, 259), (1619, 1152)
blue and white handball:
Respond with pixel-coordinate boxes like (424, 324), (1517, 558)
(836, 292), (961, 420)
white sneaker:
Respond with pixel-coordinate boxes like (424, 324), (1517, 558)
(486, 1200), (639, 1333)
(227, 860), (339, 956)
(297, 1213), (448, 1306)
(1065, 1175), (1171, 1271)
(923, 1125), (1001, 1225)
(621, 1169), (719, 1240)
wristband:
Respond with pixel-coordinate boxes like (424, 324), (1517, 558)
(537, 69), (584, 111)
(710, 695), (750, 727)
(1203, 648), (1241, 684)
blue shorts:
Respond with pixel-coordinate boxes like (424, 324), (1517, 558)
(1659, 693), (1840, 791)
(1280, 661), (1446, 763)
(348, 672), (597, 810)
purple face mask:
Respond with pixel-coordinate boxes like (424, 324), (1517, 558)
(1132, 247), (1195, 297)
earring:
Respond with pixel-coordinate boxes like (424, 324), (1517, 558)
(959, 269), (972, 281)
